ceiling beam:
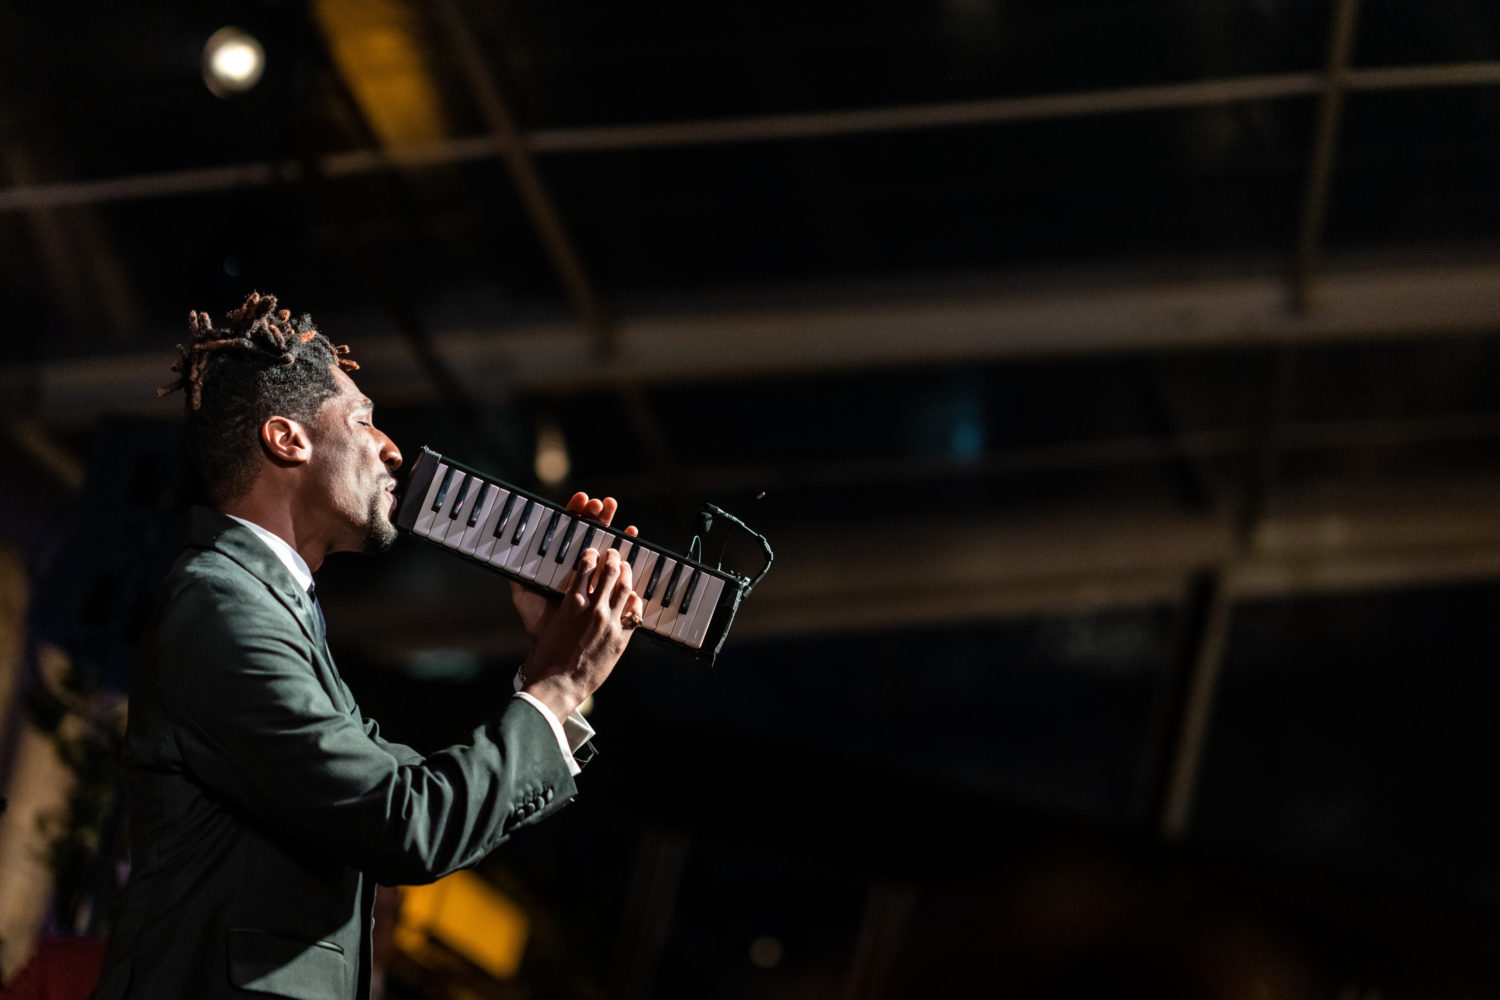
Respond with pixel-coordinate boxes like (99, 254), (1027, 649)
(5, 61), (1500, 213)
(8, 261), (1497, 420)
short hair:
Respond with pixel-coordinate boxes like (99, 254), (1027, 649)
(159, 291), (359, 505)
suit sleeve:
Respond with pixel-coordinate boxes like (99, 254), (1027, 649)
(154, 568), (577, 886)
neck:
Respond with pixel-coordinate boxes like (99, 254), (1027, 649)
(220, 488), (330, 573)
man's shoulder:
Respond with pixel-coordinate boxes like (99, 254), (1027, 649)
(154, 554), (271, 649)
(163, 536), (262, 597)
(169, 507), (287, 589)
(140, 529), (304, 701)
(149, 533), (313, 684)
(155, 524), (295, 632)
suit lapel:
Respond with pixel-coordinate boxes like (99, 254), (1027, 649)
(188, 507), (354, 713)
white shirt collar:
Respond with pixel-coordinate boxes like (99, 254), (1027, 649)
(226, 514), (315, 592)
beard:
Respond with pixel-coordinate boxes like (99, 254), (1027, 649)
(362, 488), (399, 554)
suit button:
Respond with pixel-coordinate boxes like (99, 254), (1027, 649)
(544, 788), (554, 802)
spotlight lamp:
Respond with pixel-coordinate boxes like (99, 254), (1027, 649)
(203, 27), (265, 98)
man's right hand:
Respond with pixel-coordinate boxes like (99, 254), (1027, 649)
(520, 545), (644, 721)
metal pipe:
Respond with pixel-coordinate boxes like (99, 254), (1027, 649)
(1294, 0), (1363, 314)
(5, 60), (1500, 213)
(428, 0), (613, 353)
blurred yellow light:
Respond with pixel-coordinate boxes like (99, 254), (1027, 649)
(394, 870), (530, 980)
(535, 422), (570, 486)
(313, 0), (448, 149)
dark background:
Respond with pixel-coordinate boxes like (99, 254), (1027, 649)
(3, 1), (1500, 997)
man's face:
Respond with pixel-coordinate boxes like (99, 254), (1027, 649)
(310, 367), (403, 555)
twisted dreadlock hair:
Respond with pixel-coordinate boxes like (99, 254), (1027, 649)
(159, 291), (360, 505)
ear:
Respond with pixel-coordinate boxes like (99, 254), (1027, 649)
(260, 415), (313, 465)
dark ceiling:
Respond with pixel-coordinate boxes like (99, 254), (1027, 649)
(4, 1), (1500, 998)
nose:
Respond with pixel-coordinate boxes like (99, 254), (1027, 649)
(379, 430), (402, 473)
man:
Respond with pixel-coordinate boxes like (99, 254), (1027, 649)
(92, 292), (643, 1000)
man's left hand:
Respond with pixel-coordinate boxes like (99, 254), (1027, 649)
(510, 492), (638, 642)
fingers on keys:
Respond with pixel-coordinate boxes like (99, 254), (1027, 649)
(571, 547), (598, 596)
(607, 554), (634, 613)
(571, 545), (632, 602)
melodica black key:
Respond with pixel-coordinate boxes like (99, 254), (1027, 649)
(467, 481), (490, 528)
(394, 446), (770, 663)
(430, 466), (456, 511)
(448, 476), (473, 522)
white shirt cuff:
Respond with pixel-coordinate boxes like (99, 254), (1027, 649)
(512, 670), (595, 776)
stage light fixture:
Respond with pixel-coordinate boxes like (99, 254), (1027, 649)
(203, 27), (265, 98)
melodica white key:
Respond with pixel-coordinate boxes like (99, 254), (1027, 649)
(435, 472), (474, 547)
(440, 474), (481, 548)
(512, 501), (559, 583)
(627, 546), (661, 616)
(394, 446), (761, 663)
(671, 567), (722, 649)
(476, 490), (520, 565)
(497, 498), (540, 574)
(410, 463), (454, 538)
(542, 521), (593, 590)
(454, 480), (501, 556)
(642, 556), (684, 634)
(531, 508), (574, 588)
(415, 466), (473, 546)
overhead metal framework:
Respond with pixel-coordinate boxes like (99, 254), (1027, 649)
(5, 60), (1500, 215)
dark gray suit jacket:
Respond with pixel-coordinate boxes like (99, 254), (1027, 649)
(93, 508), (578, 1000)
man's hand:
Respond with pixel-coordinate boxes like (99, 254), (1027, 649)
(510, 492), (638, 641)
(513, 492), (643, 720)
(521, 546), (644, 720)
